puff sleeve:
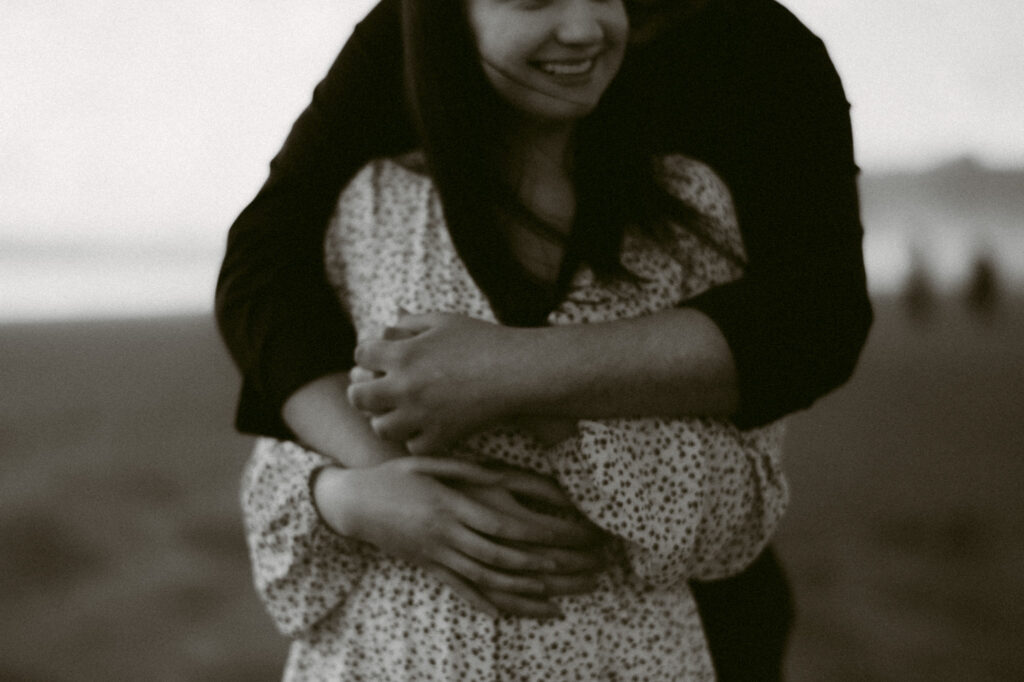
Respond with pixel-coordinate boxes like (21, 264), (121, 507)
(240, 439), (373, 636)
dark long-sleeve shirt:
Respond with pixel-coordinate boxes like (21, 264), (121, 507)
(216, 0), (873, 440)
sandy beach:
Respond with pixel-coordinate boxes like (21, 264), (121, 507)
(1, 297), (1022, 681)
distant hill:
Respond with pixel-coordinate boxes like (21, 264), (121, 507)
(860, 158), (1024, 233)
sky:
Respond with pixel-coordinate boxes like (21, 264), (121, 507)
(2, 0), (1023, 245)
(1, 0), (1022, 317)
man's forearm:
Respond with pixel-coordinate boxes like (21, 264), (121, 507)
(503, 307), (739, 420)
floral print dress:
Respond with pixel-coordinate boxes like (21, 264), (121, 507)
(241, 154), (788, 681)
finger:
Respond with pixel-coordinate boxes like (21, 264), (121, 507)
(544, 521), (607, 549)
(383, 325), (419, 341)
(521, 545), (607, 573)
(389, 312), (442, 335)
(369, 413), (420, 443)
(452, 489), (606, 548)
(424, 565), (499, 619)
(537, 571), (602, 597)
(435, 548), (548, 595)
(346, 380), (395, 414)
(348, 366), (377, 384)
(483, 590), (562, 619)
(489, 468), (578, 509)
(445, 524), (560, 573)
(451, 494), (599, 547)
(404, 430), (449, 457)
(353, 339), (387, 372)
(403, 457), (506, 486)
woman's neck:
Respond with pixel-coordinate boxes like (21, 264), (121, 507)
(505, 120), (575, 180)
(504, 120), (576, 228)
(499, 119), (578, 284)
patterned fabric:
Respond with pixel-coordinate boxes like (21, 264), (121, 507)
(242, 154), (789, 681)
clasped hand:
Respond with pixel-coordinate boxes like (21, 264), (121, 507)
(315, 457), (606, 618)
(349, 312), (575, 453)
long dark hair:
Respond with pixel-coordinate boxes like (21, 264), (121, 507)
(399, 0), (712, 323)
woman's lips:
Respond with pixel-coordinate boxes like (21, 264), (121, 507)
(535, 58), (595, 76)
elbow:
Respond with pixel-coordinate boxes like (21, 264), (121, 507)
(778, 271), (875, 419)
(815, 286), (874, 396)
(255, 574), (335, 639)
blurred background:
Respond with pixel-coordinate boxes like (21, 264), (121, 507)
(1, 1), (1022, 680)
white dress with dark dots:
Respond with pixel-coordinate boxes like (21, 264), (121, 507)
(242, 154), (789, 681)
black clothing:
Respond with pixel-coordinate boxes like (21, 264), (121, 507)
(216, 0), (871, 440)
(691, 547), (795, 681)
(216, 1), (871, 678)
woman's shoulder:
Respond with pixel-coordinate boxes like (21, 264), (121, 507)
(335, 153), (438, 238)
(654, 154), (735, 219)
(348, 151), (429, 184)
(342, 152), (433, 202)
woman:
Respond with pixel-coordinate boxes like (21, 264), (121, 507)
(242, 0), (787, 678)
(222, 0), (874, 677)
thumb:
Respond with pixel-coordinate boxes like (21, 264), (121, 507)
(382, 307), (423, 340)
(383, 325), (419, 341)
(388, 312), (440, 336)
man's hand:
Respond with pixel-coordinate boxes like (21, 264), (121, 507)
(348, 307), (742, 455)
(348, 313), (531, 454)
(314, 457), (606, 618)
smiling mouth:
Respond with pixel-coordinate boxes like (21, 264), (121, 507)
(535, 59), (595, 76)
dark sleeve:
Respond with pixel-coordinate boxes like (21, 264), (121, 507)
(215, 0), (413, 438)
(685, 6), (873, 429)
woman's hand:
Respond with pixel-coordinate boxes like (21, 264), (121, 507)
(314, 457), (606, 618)
(348, 313), (531, 454)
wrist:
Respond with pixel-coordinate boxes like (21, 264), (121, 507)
(311, 466), (363, 538)
(501, 324), (582, 418)
(493, 325), (552, 417)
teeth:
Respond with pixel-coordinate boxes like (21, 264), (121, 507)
(539, 59), (594, 76)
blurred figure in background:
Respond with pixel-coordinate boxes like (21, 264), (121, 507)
(903, 242), (935, 322)
(966, 252), (999, 318)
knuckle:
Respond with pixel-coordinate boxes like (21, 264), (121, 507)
(482, 573), (517, 592)
(479, 545), (504, 567)
(485, 519), (511, 539)
(371, 418), (394, 441)
(349, 366), (373, 384)
(461, 563), (485, 584)
(389, 343), (412, 370)
(354, 341), (375, 367)
(395, 456), (418, 473)
(486, 546), (525, 570)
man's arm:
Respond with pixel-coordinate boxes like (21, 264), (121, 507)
(348, 309), (739, 453)
(220, 0), (868, 446)
(678, 2), (873, 428)
(215, 0), (411, 439)
(347, 6), (872, 451)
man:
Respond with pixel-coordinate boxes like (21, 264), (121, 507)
(217, 1), (872, 677)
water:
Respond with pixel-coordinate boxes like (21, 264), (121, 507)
(0, 242), (221, 322)
(4, 228), (1023, 323)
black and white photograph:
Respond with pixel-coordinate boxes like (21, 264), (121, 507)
(2, 1), (1022, 680)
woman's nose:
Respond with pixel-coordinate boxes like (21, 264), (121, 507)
(555, 0), (604, 45)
